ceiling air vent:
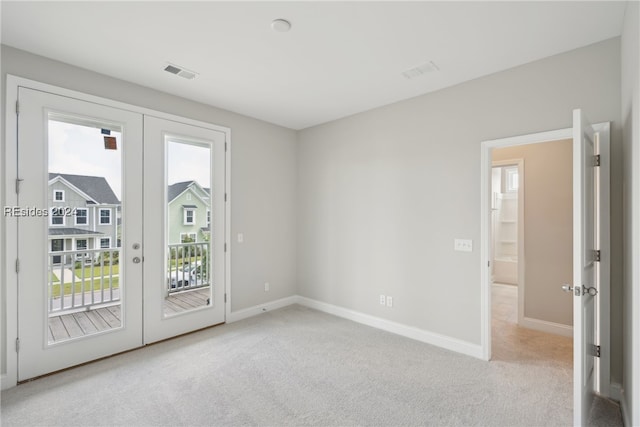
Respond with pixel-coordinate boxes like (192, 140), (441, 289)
(402, 61), (439, 79)
(164, 63), (198, 80)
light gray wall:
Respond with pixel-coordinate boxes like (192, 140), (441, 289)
(0, 45), (298, 375)
(297, 39), (622, 380)
(493, 140), (573, 327)
(621, 1), (639, 424)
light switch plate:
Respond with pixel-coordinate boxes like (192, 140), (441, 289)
(454, 238), (473, 252)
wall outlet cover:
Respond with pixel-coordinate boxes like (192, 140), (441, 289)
(454, 238), (473, 252)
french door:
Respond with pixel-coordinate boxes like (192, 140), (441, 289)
(143, 116), (226, 343)
(16, 87), (226, 381)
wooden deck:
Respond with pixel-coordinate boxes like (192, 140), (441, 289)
(48, 287), (211, 343)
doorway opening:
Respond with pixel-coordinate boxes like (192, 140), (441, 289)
(489, 142), (573, 368)
(480, 122), (612, 410)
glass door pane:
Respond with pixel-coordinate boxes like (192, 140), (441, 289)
(47, 117), (123, 343)
(165, 138), (212, 316)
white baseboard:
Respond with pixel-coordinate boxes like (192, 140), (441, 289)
(227, 295), (298, 323)
(1, 373), (16, 391)
(296, 296), (484, 359)
(620, 388), (631, 427)
(520, 316), (573, 338)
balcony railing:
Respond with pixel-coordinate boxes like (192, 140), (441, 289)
(48, 243), (210, 314)
(48, 248), (120, 315)
(167, 242), (210, 294)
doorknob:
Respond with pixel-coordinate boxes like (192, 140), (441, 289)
(132, 257), (141, 264)
(561, 284), (573, 293)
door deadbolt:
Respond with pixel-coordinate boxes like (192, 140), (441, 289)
(132, 243), (140, 250)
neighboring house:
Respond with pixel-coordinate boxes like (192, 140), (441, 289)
(167, 180), (210, 244)
(48, 173), (120, 265)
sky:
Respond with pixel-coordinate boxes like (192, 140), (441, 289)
(48, 120), (211, 200)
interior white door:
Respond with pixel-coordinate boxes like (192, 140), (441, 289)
(143, 116), (226, 343)
(17, 87), (144, 380)
(572, 108), (599, 426)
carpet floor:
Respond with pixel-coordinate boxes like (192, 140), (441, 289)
(0, 291), (623, 426)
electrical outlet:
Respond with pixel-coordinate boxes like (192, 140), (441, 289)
(454, 238), (473, 252)
(386, 296), (393, 307)
(264, 282), (270, 292)
(380, 295), (386, 305)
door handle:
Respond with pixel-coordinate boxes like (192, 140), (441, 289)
(132, 256), (141, 264)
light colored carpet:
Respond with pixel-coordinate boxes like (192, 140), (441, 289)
(0, 292), (622, 426)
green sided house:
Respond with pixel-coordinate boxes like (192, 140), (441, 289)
(167, 180), (210, 244)
(48, 173), (120, 266)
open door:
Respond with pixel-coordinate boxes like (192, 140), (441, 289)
(571, 109), (599, 425)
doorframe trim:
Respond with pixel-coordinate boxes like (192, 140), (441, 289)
(480, 123), (611, 398)
(2, 75), (232, 390)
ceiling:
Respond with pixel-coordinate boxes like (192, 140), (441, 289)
(1, 1), (628, 130)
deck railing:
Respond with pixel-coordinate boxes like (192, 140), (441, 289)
(48, 243), (210, 314)
(48, 248), (120, 315)
(167, 242), (210, 294)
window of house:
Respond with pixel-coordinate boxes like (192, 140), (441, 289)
(75, 208), (88, 225)
(50, 208), (64, 226)
(180, 233), (197, 243)
(53, 190), (64, 202)
(505, 167), (519, 193)
(99, 208), (111, 225)
(100, 238), (110, 249)
(183, 208), (195, 225)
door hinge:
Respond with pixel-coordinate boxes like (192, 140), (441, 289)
(224, 293), (227, 303)
(488, 261), (491, 268)
(594, 250), (601, 262)
(225, 142), (228, 152)
(224, 193), (227, 202)
(224, 243), (227, 252)
(16, 100), (20, 116)
(15, 338), (20, 353)
(15, 178), (23, 194)
(591, 344), (601, 358)
(15, 259), (20, 273)
(594, 155), (601, 167)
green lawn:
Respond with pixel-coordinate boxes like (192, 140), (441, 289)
(49, 272), (59, 282)
(74, 264), (120, 277)
(51, 277), (120, 297)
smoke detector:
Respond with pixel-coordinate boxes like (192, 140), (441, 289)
(164, 63), (198, 80)
(402, 61), (439, 79)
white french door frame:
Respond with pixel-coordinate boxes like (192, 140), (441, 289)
(1, 75), (232, 389)
(479, 123), (611, 397)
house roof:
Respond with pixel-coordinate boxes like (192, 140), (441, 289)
(49, 173), (120, 205)
(168, 181), (194, 203)
(49, 228), (104, 236)
(168, 180), (209, 204)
